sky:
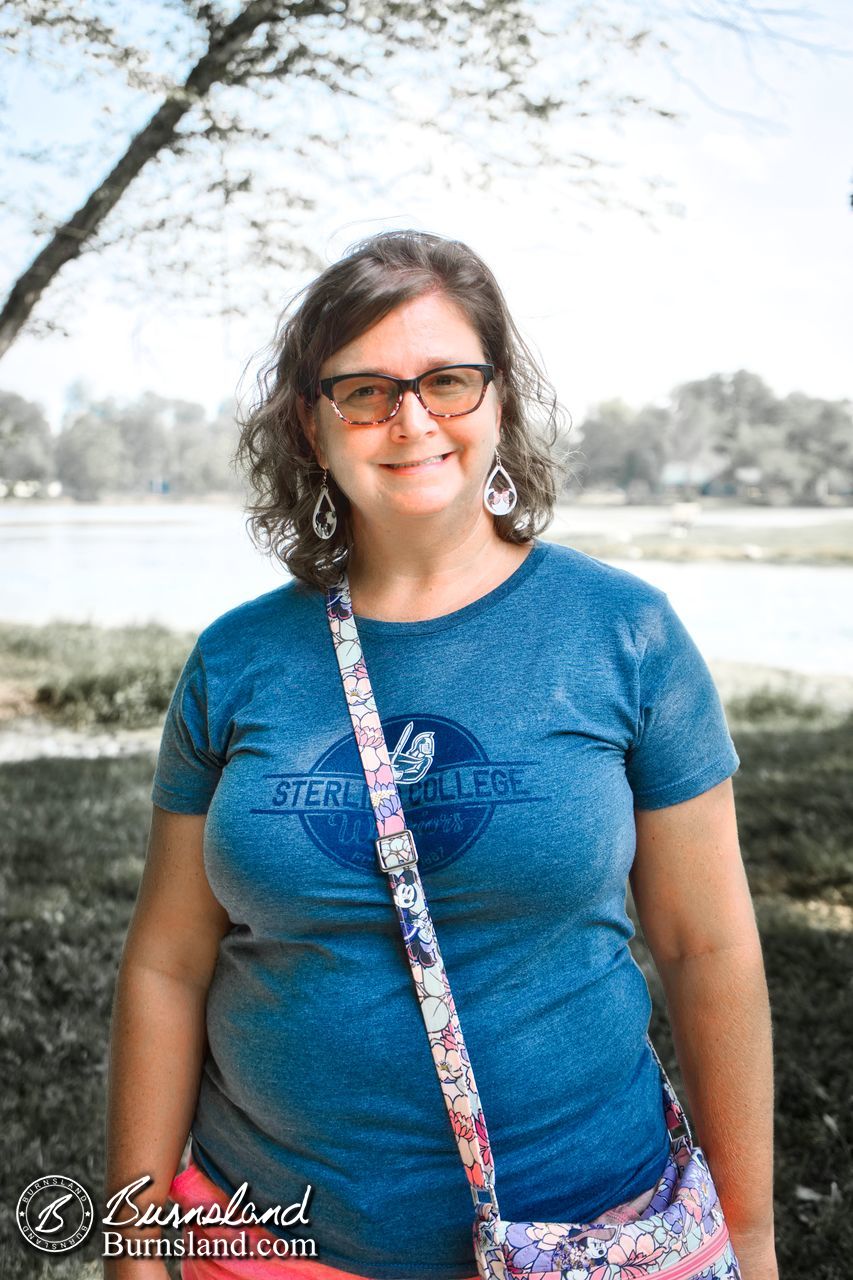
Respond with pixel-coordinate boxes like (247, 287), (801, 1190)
(1, 2), (851, 432)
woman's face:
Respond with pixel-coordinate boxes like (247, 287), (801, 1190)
(306, 291), (501, 533)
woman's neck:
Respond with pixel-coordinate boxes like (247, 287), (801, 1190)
(345, 513), (533, 622)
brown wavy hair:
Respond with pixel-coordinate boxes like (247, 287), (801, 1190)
(235, 229), (568, 590)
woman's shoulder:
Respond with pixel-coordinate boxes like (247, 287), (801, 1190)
(194, 577), (321, 658)
(536, 539), (668, 615)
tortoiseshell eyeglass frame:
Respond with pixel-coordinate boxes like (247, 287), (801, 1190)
(315, 363), (495, 425)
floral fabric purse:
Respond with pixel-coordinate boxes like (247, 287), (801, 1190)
(325, 577), (742, 1280)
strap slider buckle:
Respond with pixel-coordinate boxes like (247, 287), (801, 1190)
(375, 829), (419, 873)
(472, 1184), (500, 1213)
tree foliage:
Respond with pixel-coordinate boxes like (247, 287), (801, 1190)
(0, 390), (54, 482)
(573, 371), (853, 503)
(0, 387), (245, 499)
(0, 0), (820, 357)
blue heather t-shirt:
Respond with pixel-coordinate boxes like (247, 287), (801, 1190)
(150, 539), (740, 1279)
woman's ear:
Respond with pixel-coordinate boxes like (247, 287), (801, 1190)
(298, 396), (326, 469)
(491, 370), (503, 445)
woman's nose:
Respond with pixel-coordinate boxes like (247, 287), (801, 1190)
(389, 389), (437, 439)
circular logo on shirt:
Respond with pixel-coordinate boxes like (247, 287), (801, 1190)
(16, 1175), (95, 1252)
(254, 714), (538, 874)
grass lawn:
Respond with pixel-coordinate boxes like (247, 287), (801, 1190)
(0, 654), (850, 1275)
(0, 621), (197, 729)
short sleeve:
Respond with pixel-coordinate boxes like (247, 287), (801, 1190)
(151, 641), (224, 814)
(625, 595), (739, 810)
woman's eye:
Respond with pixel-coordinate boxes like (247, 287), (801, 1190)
(340, 382), (388, 403)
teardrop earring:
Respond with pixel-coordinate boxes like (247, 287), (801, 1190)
(483, 450), (518, 515)
(312, 469), (337, 539)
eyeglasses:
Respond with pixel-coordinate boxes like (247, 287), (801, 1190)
(317, 363), (495, 425)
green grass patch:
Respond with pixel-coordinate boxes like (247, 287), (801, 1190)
(732, 715), (853, 905)
(726, 687), (827, 726)
(642, 903), (852, 1277)
(0, 753), (155, 1277)
(0, 621), (197, 728)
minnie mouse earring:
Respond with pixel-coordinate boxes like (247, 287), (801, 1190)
(484, 449), (518, 516)
(312, 468), (337, 539)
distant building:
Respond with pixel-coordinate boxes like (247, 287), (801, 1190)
(660, 459), (729, 498)
(700, 464), (766, 502)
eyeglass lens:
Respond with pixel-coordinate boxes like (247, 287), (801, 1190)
(332, 367), (486, 423)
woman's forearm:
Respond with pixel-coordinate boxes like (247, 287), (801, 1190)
(656, 938), (776, 1263)
(104, 961), (208, 1262)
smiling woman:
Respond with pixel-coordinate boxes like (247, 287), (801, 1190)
(301, 291), (519, 587)
(105, 231), (776, 1280)
(233, 230), (561, 602)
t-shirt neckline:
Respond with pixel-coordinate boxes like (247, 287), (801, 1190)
(338, 538), (549, 637)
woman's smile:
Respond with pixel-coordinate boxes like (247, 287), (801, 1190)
(379, 451), (453, 472)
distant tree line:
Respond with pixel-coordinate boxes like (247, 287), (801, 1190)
(571, 370), (853, 505)
(1, 369), (851, 504)
(0, 385), (245, 500)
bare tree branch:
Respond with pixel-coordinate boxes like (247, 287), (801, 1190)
(1, 0), (843, 358)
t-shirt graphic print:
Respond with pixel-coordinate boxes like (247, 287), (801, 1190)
(251, 710), (544, 875)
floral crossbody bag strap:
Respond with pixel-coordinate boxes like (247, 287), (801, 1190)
(324, 574), (694, 1215)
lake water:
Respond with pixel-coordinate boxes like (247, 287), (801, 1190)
(2, 502), (851, 677)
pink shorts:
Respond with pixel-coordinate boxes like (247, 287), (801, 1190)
(169, 1156), (659, 1279)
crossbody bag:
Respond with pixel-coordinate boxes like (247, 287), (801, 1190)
(325, 576), (742, 1280)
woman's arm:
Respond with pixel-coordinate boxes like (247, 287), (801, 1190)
(104, 806), (230, 1277)
(630, 778), (778, 1280)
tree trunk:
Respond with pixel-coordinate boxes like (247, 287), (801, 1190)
(0, 0), (284, 361)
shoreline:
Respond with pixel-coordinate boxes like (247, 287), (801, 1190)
(551, 536), (853, 566)
(3, 499), (852, 564)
